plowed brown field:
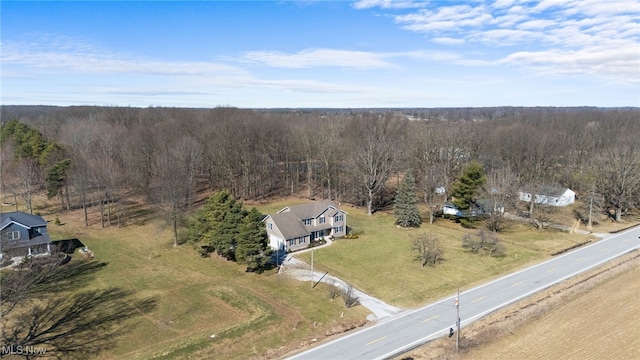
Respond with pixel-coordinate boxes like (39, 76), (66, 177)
(398, 251), (640, 360)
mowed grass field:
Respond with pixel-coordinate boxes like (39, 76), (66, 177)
(3, 196), (628, 359)
(288, 203), (596, 308)
(8, 199), (368, 360)
(463, 261), (640, 360)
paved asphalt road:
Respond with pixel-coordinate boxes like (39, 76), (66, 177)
(287, 226), (640, 360)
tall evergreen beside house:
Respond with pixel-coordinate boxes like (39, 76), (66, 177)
(394, 170), (422, 228)
(188, 190), (272, 272)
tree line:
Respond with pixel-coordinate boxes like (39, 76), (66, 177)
(1, 106), (638, 239)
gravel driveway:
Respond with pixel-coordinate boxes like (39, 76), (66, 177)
(279, 251), (403, 321)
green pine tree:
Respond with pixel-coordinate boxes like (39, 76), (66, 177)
(45, 159), (71, 199)
(394, 170), (422, 228)
(188, 189), (245, 260)
(450, 161), (487, 211)
(236, 208), (272, 272)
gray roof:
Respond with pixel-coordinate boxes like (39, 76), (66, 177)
(279, 200), (338, 219)
(1, 212), (47, 230)
(269, 212), (309, 240)
(520, 185), (571, 197)
(269, 200), (345, 240)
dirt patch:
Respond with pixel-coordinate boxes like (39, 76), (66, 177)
(396, 250), (640, 360)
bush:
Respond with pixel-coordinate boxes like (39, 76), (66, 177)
(341, 284), (360, 308)
(412, 233), (442, 267)
(459, 218), (477, 229)
(327, 281), (341, 300)
(1, 258), (14, 268)
(462, 230), (506, 257)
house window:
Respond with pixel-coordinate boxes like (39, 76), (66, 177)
(3, 231), (20, 241)
(303, 219), (312, 226)
(288, 239), (295, 247)
(268, 223), (273, 229)
(299, 237), (305, 245)
(334, 226), (343, 233)
(334, 214), (343, 222)
(319, 216), (325, 224)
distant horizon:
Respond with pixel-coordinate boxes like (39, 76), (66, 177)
(3, 104), (638, 111)
(2, 1), (639, 108)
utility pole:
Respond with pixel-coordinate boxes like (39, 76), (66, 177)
(311, 248), (314, 288)
(456, 288), (460, 352)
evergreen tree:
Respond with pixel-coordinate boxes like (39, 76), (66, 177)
(188, 190), (243, 260)
(188, 190), (271, 269)
(236, 208), (272, 272)
(450, 161), (487, 211)
(394, 170), (422, 228)
(45, 159), (71, 201)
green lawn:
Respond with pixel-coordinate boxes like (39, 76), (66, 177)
(7, 197), (599, 358)
(280, 205), (595, 308)
(44, 207), (368, 360)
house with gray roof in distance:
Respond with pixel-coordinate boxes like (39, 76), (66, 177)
(263, 200), (347, 252)
(518, 186), (575, 207)
(1, 211), (52, 259)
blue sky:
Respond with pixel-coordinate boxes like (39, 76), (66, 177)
(2, 0), (639, 108)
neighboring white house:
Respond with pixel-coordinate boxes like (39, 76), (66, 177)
(263, 200), (347, 252)
(442, 202), (462, 216)
(518, 187), (575, 207)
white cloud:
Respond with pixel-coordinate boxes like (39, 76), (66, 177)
(432, 37), (466, 45)
(240, 48), (395, 69)
(1, 36), (246, 77)
(356, 0), (640, 84)
(352, 0), (427, 10)
(500, 45), (640, 84)
(517, 19), (556, 30)
(492, 0), (515, 9)
(533, 0), (569, 12)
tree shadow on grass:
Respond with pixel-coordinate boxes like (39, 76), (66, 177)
(1, 257), (110, 313)
(1, 258), (158, 359)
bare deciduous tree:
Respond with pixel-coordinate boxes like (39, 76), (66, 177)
(596, 146), (640, 222)
(412, 233), (442, 266)
(14, 158), (41, 214)
(462, 230), (506, 257)
(341, 284), (360, 308)
(348, 114), (404, 215)
(484, 163), (519, 232)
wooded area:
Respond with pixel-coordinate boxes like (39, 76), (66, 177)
(1, 106), (639, 234)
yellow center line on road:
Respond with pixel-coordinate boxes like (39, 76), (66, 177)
(366, 336), (386, 346)
(512, 281), (523, 287)
(547, 268), (556, 273)
(472, 296), (485, 303)
(576, 257), (584, 262)
(601, 247), (608, 251)
(422, 315), (439, 323)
